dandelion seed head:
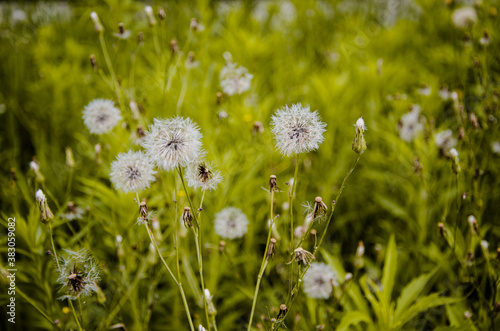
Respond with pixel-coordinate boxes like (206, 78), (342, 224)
(83, 99), (122, 135)
(56, 249), (100, 300)
(141, 117), (203, 171)
(303, 262), (336, 299)
(214, 207), (249, 239)
(186, 161), (223, 191)
(271, 104), (327, 156)
(110, 150), (156, 193)
(398, 105), (423, 142)
(220, 62), (253, 96)
(36, 189), (45, 202)
(435, 129), (457, 150)
(452, 7), (477, 29)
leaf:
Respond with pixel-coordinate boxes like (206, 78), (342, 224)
(336, 311), (372, 331)
(359, 275), (384, 325)
(381, 234), (397, 305)
(395, 293), (461, 328)
(394, 268), (438, 320)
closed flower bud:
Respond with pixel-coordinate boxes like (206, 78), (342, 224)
(267, 238), (277, 260)
(145, 6), (157, 26)
(352, 117), (367, 154)
(36, 189), (54, 224)
(90, 11), (103, 32)
(65, 147), (75, 168)
(449, 148), (461, 174)
(182, 207), (194, 228)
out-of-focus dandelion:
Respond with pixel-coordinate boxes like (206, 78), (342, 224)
(214, 207), (249, 239)
(492, 141), (500, 154)
(452, 7), (477, 29)
(145, 6), (157, 25)
(397, 105), (424, 142)
(110, 150), (156, 193)
(142, 117), (203, 171)
(480, 31), (490, 45)
(90, 11), (103, 32)
(450, 148), (461, 174)
(60, 201), (84, 221)
(435, 129), (457, 150)
(186, 162), (223, 191)
(303, 262), (336, 299)
(219, 59), (253, 96)
(113, 23), (131, 39)
(271, 103), (326, 156)
(83, 99), (122, 135)
(204, 289), (217, 316)
(291, 247), (315, 265)
(56, 249), (100, 300)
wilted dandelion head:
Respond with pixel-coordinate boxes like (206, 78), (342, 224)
(56, 249), (100, 300)
(186, 161), (223, 191)
(83, 99), (122, 135)
(219, 61), (253, 96)
(271, 103), (327, 156)
(452, 7), (477, 29)
(397, 105), (423, 142)
(110, 150), (156, 193)
(435, 129), (457, 150)
(60, 201), (85, 221)
(141, 117), (203, 171)
(214, 207), (249, 239)
(303, 262), (336, 299)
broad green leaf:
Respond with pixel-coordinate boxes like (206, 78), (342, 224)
(381, 234), (397, 305)
(336, 311), (372, 331)
(394, 268), (438, 320)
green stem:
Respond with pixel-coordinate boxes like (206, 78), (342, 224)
(98, 33), (126, 113)
(287, 156), (300, 300)
(69, 300), (83, 331)
(177, 166), (199, 229)
(247, 189), (275, 331)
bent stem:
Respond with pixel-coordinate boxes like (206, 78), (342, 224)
(247, 188), (275, 331)
(276, 154), (362, 330)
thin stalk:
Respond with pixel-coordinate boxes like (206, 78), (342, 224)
(68, 300), (83, 331)
(177, 166), (199, 229)
(247, 188), (275, 331)
(16, 287), (55, 327)
(288, 156), (300, 300)
(98, 33), (125, 112)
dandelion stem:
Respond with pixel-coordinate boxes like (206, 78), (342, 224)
(98, 33), (126, 115)
(144, 222), (195, 331)
(69, 300), (83, 331)
(177, 166), (199, 229)
(247, 188), (275, 331)
(287, 156), (300, 301)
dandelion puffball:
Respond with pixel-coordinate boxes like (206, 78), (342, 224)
(141, 117), (203, 171)
(110, 150), (157, 193)
(214, 207), (249, 239)
(219, 62), (253, 96)
(186, 162), (223, 191)
(271, 103), (326, 156)
(83, 99), (122, 134)
(303, 262), (336, 299)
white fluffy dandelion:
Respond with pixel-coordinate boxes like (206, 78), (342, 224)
(435, 129), (457, 150)
(83, 99), (122, 135)
(303, 262), (336, 299)
(141, 117), (203, 171)
(220, 61), (253, 96)
(214, 207), (249, 239)
(271, 103), (327, 156)
(186, 161), (223, 191)
(56, 249), (100, 300)
(452, 7), (477, 29)
(110, 150), (156, 193)
(397, 105), (424, 142)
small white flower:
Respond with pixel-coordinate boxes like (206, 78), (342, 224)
(83, 99), (122, 135)
(220, 61), (253, 96)
(186, 162), (223, 191)
(435, 130), (457, 150)
(439, 87), (450, 100)
(303, 262), (336, 299)
(397, 105), (424, 142)
(452, 7), (477, 29)
(481, 240), (489, 250)
(142, 117), (203, 171)
(110, 150), (157, 193)
(492, 141), (500, 154)
(271, 103), (327, 156)
(214, 207), (249, 239)
(56, 249), (100, 300)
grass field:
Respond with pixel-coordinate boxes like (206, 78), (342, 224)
(1, 1), (500, 330)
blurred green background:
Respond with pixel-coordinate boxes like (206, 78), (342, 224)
(0, 0), (499, 330)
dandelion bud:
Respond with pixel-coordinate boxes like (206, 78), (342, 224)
(216, 92), (223, 105)
(343, 273), (353, 287)
(352, 117), (367, 154)
(36, 189), (54, 224)
(413, 157), (422, 174)
(94, 143), (102, 165)
(252, 121), (264, 135)
(277, 304), (288, 319)
(158, 8), (166, 21)
(438, 222), (446, 237)
(468, 215), (479, 235)
(65, 147), (75, 168)
(145, 6), (157, 26)
(291, 247), (315, 265)
(449, 148), (461, 174)
(204, 289), (217, 316)
(269, 175), (279, 193)
(90, 54), (97, 69)
(470, 113), (479, 129)
(354, 241), (365, 268)
(170, 39), (178, 54)
(219, 240), (226, 254)
(139, 199), (148, 219)
(267, 238), (277, 260)
(313, 196), (328, 220)
(182, 207), (194, 228)
(90, 11), (103, 32)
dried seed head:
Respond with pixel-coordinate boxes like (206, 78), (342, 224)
(292, 247), (315, 265)
(269, 175), (280, 193)
(267, 238), (277, 260)
(253, 121), (264, 135)
(313, 196), (328, 220)
(158, 8), (166, 20)
(219, 240), (226, 254)
(137, 32), (144, 44)
(277, 304), (288, 319)
(139, 200), (148, 219)
(170, 39), (178, 54)
(470, 113), (479, 129)
(466, 250), (474, 266)
(118, 23), (124, 34)
(182, 207), (194, 228)
(216, 92), (223, 105)
(468, 215), (479, 235)
(190, 18), (199, 31)
(438, 222), (446, 237)
(90, 54), (97, 69)
(137, 125), (146, 139)
(413, 156), (422, 174)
